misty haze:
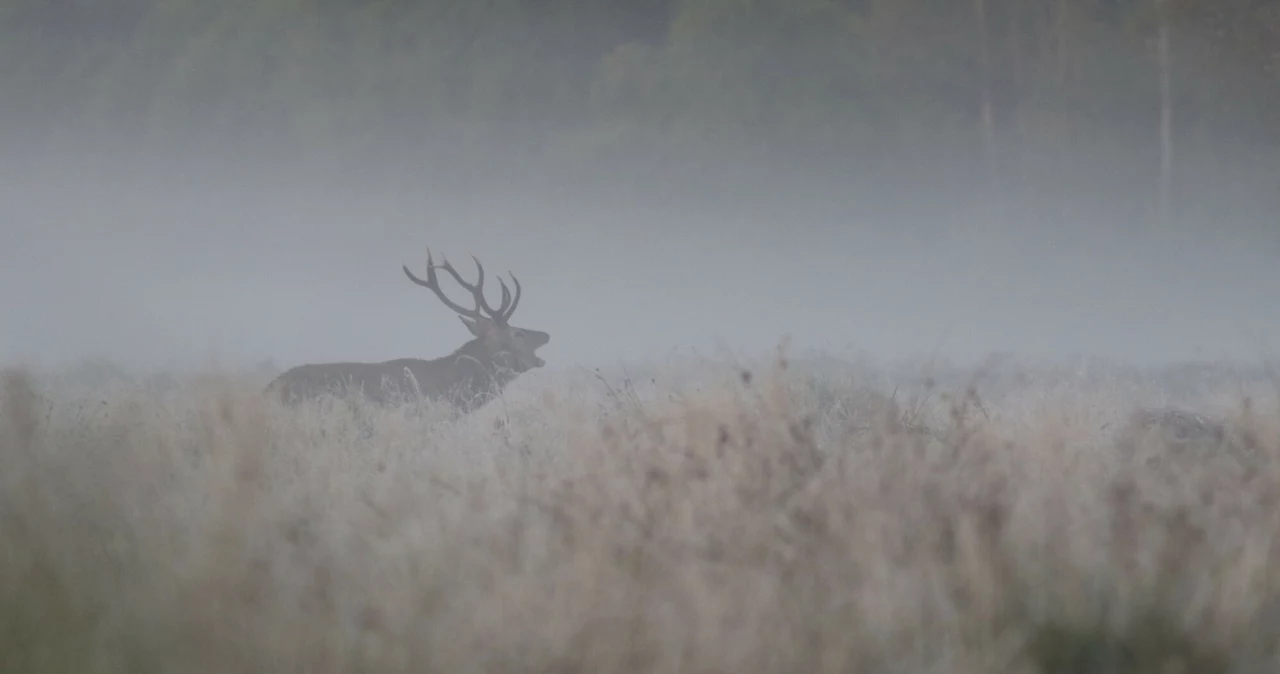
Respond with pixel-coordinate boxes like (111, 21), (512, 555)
(5, 168), (1278, 372)
(4, 1), (1280, 672)
(2, 2), (1278, 373)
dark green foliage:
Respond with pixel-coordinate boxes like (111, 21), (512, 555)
(1029, 615), (1231, 674)
(1, 0), (1277, 213)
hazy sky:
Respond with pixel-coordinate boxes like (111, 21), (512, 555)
(3, 163), (1278, 374)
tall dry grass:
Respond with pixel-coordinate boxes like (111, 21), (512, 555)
(2, 355), (1279, 674)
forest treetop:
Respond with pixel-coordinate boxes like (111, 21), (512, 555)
(3, 0), (1277, 219)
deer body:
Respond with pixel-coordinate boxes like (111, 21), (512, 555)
(270, 345), (521, 410)
(267, 249), (549, 411)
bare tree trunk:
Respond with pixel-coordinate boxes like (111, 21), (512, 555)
(1006, 1), (1024, 118)
(1055, 0), (1070, 86)
(975, 0), (997, 189)
(1005, 2), (1028, 185)
(1051, 0), (1074, 169)
(1157, 0), (1174, 225)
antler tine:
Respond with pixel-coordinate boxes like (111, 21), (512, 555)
(467, 254), (483, 293)
(503, 272), (522, 320)
(402, 248), (484, 319)
(421, 251), (512, 323)
(494, 277), (513, 316)
(464, 254), (504, 320)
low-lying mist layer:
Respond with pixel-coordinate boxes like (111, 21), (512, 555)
(2, 354), (1279, 673)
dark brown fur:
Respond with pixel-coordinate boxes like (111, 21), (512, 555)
(267, 249), (549, 411)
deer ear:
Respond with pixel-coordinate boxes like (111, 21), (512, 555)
(458, 315), (489, 337)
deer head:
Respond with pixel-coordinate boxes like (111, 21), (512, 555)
(402, 249), (550, 375)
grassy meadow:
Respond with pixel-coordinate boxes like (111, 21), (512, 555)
(2, 351), (1279, 673)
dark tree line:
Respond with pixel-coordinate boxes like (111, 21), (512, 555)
(3, 0), (1278, 218)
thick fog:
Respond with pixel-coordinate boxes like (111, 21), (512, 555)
(4, 0), (1280, 375)
(3, 159), (1277, 375)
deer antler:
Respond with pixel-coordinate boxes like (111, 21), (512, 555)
(402, 249), (521, 325)
(502, 273), (522, 321)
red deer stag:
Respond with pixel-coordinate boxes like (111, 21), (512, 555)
(267, 249), (549, 411)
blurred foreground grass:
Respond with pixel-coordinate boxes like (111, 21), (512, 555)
(2, 354), (1279, 674)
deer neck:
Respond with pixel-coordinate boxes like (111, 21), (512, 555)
(450, 339), (520, 384)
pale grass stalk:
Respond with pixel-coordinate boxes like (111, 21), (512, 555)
(3, 356), (1280, 673)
